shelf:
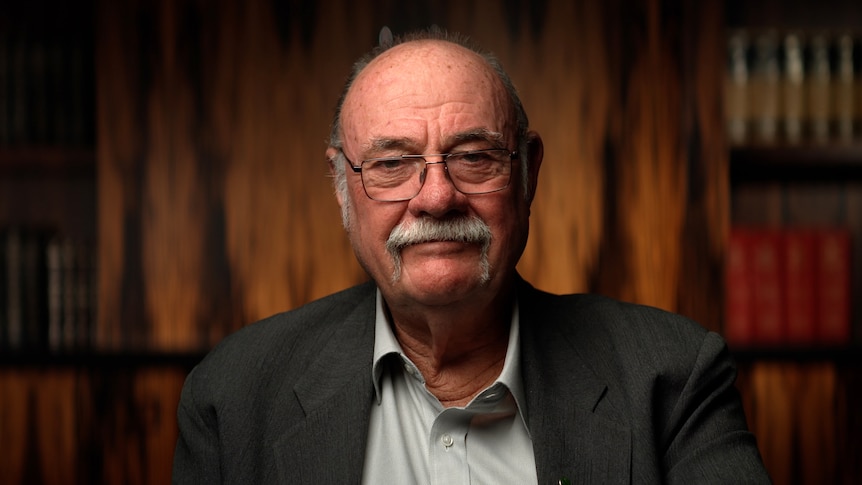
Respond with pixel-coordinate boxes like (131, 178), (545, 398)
(0, 351), (205, 369)
(0, 147), (96, 178)
(731, 346), (862, 364)
(730, 143), (862, 183)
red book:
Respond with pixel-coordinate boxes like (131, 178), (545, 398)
(815, 229), (851, 345)
(783, 229), (817, 345)
(725, 228), (756, 347)
(749, 229), (786, 346)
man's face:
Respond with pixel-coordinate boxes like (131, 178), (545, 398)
(330, 40), (540, 308)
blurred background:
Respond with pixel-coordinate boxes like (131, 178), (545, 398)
(0, 0), (860, 483)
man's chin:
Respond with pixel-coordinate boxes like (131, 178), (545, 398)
(392, 241), (487, 274)
(390, 258), (491, 288)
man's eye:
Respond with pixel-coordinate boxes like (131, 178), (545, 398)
(451, 150), (498, 164)
(365, 158), (410, 172)
(454, 151), (494, 163)
(369, 158), (405, 170)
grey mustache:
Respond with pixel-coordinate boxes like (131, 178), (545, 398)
(386, 217), (492, 254)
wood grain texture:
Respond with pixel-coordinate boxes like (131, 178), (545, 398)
(96, 0), (726, 351)
(0, 366), (187, 485)
(736, 362), (862, 485)
(0, 369), (80, 485)
(78, 367), (185, 485)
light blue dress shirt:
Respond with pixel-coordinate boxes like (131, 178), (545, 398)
(362, 290), (538, 485)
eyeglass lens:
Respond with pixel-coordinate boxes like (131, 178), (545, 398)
(361, 150), (512, 201)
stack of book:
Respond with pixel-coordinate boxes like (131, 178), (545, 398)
(725, 226), (852, 348)
(726, 29), (862, 146)
(0, 226), (96, 353)
(0, 19), (94, 147)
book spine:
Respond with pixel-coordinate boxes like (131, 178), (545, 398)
(62, 239), (77, 350)
(816, 229), (851, 345)
(0, 29), (9, 145)
(833, 33), (856, 142)
(750, 229), (786, 345)
(807, 33), (832, 143)
(783, 229), (818, 345)
(47, 238), (63, 351)
(726, 29), (751, 145)
(6, 228), (23, 349)
(725, 228), (755, 347)
(9, 28), (28, 145)
(752, 30), (781, 144)
(781, 32), (806, 144)
(21, 230), (50, 350)
(75, 242), (92, 350)
(0, 228), (7, 349)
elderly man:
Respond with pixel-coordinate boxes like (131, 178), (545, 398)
(173, 29), (769, 484)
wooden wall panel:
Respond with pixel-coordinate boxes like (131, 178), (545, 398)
(736, 362), (862, 484)
(1, 370), (70, 485)
(0, 366), (187, 485)
(96, 0), (725, 350)
(78, 367), (186, 485)
(496, 0), (610, 296)
(96, 0), (370, 351)
(0, 369), (80, 485)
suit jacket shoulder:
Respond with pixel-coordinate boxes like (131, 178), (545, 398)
(174, 281), (377, 484)
(517, 282), (769, 484)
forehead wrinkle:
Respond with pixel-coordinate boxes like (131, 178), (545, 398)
(365, 128), (506, 156)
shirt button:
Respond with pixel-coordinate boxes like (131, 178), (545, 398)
(404, 364), (420, 379)
(441, 434), (454, 448)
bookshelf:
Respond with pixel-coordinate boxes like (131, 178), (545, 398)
(0, 350), (204, 368)
(724, 1), (862, 481)
(0, 148), (96, 178)
(730, 144), (862, 182)
(732, 346), (862, 364)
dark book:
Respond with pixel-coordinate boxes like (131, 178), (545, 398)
(816, 229), (852, 345)
(725, 228), (756, 347)
(784, 229), (818, 344)
(0, 30), (10, 145)
(0, 228), (8, 349)
(750, 229), (786, 345)
(5, 227), (23, 349)
(46, 237), (63, 351)
(20, 229), (50, 350)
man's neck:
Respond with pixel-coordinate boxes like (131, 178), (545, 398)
(386, 298), (513, 407)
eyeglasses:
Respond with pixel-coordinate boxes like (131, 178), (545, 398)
(345, 149), (517, 202)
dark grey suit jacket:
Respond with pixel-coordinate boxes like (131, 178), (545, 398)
(173, 279), (770, 484)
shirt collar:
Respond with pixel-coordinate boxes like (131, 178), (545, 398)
(370, 289), (530, 431)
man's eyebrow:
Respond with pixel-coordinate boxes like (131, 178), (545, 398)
(365, 137), (416, 152)
(449, 129), (505, 146)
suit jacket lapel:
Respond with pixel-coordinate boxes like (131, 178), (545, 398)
(273, 289), (376, 484)
(519, 281), (632, 484)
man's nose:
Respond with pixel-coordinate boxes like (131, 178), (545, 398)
(410, 161), (464, 216)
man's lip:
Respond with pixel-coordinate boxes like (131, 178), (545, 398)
(400, 240), (481, 254)
(405, 239), (471, 246)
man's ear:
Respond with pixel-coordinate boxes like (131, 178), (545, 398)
(325, 147), (345, 208)
(524, 131), (543, 205)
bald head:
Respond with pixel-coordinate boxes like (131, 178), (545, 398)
(327, 28), (534, 209)
(342, 40), (515, 155)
